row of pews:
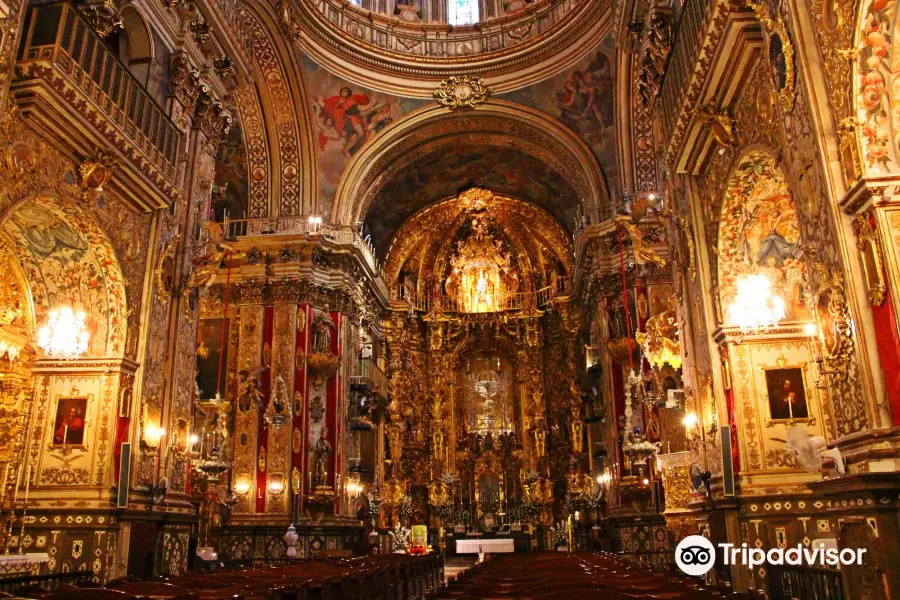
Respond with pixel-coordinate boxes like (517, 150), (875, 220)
(5, 554), (444, 600)
(429, 552), (766, 600)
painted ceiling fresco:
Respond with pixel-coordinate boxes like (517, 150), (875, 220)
(2, 197), (127, 357)
(365, 145), (580, 258)
(718, 152), (809, 322)
(300, 53), (429, 215)
(498, 35), (618, 199)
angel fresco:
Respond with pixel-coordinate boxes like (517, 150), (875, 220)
(555, 52), (613, 144)
(313, 87), (393, 159)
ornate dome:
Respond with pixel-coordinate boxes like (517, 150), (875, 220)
(283, 0), (612, 96)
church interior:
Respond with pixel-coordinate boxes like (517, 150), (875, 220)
(0, 0), (894, 597)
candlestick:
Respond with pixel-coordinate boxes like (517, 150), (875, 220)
(63, 425), (68, 445)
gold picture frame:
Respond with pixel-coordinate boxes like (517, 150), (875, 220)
(852, 213), (887, 307)
(750, 1), (795, 112)
(758, 363), (815, 427)
(48, 394), (92, 453)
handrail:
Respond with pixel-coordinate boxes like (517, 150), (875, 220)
(300, 0), (584, 59)
(656, 0), (717, 142)
(351, 358), (388, 398)
(394, 278), (568, 314)
(16, 3), (182, 179)
(223, 217), (381, 275)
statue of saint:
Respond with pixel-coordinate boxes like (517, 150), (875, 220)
(313, 428), (332, 488)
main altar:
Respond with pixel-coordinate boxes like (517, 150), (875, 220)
(370, 189), (601, 551)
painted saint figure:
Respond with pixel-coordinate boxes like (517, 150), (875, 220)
(54, 406), (85, 445)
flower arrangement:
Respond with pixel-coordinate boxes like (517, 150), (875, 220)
(399, 497), (413, 523)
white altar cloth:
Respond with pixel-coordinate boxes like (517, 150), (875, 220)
(455, 539), (515, 554)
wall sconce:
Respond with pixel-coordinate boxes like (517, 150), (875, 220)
(804, 323), (833, 389)
(234, 476), (252, 496)
(682, 412), (716, 448)
(268, 474), (284, 495)
(141, 424), (165, 454)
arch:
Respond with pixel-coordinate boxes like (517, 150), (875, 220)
(0, 195), (128, 358)
(716, 150), (810, 325)
(331, 99), (611, 233)
(111, 6), (154, 85)
(235, 2), (318, 217)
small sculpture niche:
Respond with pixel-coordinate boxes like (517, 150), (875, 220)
(311, 308), (335, 354)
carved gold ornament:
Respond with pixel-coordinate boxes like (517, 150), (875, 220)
(692, 105), (736, 148)
(851, 213), (886, 306)
(434, 76), (492, 110)
(747, 0), (795, 112)
(812, 263), (853, 379)
(154, 234), (181, 304)
(78, 150), (116, 203)
(635, 297), (682, 370)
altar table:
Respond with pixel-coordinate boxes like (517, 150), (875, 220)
(455, 539), (515, 554)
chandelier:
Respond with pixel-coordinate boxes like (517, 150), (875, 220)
(727, 274), (786, 334)
(36, 306), (90, 360)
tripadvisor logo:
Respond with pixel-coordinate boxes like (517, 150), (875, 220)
(675, 536), (716, 576)
(675, 535), (867, 576)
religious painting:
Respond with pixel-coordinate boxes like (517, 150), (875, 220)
(52, 397), (88, 446)
(717, 152), (810, 323)
(2, 197), (127, 357)
(300, 53), (428, 214)
(761, 9), (794, 111)
(503, 0), (534, 15)
(213, 125), (249, 221)
(196, 318), (229, 400)
(763, 367), (810, 424)
(769, 32), (788, 92)
(497, 35), (618, 197)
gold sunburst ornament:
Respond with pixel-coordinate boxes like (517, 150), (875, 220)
(434, 76), (492, 109)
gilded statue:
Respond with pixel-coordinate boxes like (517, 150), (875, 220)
(313, 428), (332, 488)
(237, 370), (262, 412)
(186, 221), (238, 291)
(621, 221), (667, 267)
(533, 422), (547, 458)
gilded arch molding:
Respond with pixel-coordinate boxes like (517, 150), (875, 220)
(331, 100), (611, 229)
(235, 3), (318, 216)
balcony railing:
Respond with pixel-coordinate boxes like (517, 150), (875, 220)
(17, 3), (182, 180)
(656, 0), (718, 142)
(350, 358), (388, 399)
(302, 0), (585, 59)
(223, 217), (380, 275)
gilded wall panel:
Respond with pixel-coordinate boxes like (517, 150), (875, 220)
(266, 303), (295, 513)
(234, 304), (263, 513)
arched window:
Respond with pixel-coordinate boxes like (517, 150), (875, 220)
(448, 0), (478, 25)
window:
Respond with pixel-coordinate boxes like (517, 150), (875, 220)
(448, 0), (478, 25)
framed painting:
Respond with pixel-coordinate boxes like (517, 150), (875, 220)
(761, 365), (814, 426)
(51, 396), (89, 448)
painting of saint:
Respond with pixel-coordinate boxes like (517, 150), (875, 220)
(196, 318), (229, 400)
(765, 368), (809, 421)
(769, 32), (788, 92)
(313, 87), (393, 159)
(53, 397), (87, 445)
(554, 52), (614, 145)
